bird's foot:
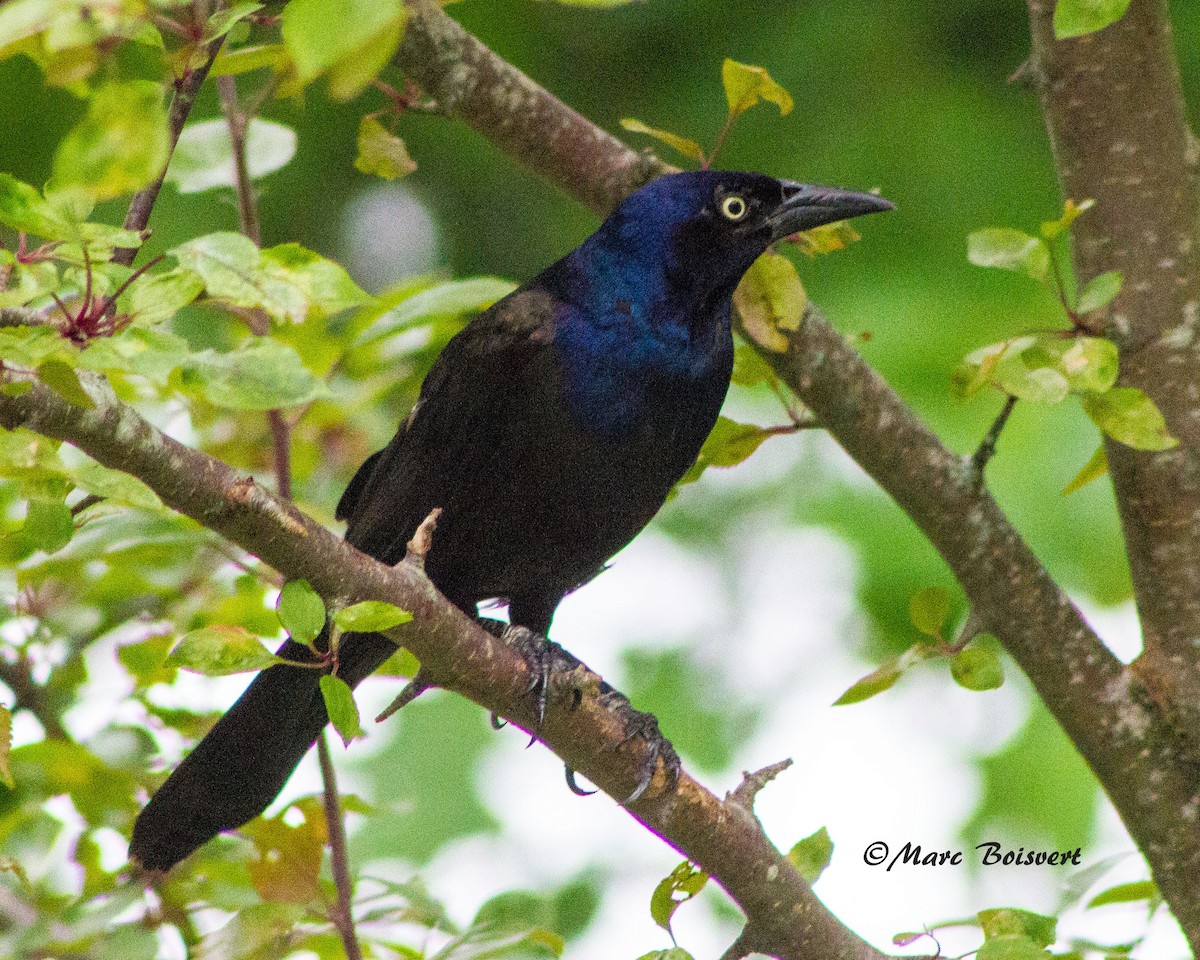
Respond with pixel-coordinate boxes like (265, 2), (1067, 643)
(499, 625), (592, 729)
(599, 688), (681, 804)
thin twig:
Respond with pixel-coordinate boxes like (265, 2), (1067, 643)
(115, 35), (226, 268)
(317, 732), (363, 960)
(216, 69), (362, 959)
(970, 394), (1017, 480)
(216, 75), (262, 245)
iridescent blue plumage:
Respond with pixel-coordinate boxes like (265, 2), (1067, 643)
(129, 170), (892, 872)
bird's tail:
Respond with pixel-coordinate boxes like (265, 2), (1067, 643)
(129, 630), (396, 872)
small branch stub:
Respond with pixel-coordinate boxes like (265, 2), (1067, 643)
(404, 507), (443, 569)
(727, 758), (794, 812)
(375, 669), (431, 723)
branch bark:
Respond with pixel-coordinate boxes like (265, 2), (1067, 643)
(393, 1), (1200, 949)
(0, 372), (885, 960)
(1026, 0), (1200, 725)
(1024, 1), (1200, 943)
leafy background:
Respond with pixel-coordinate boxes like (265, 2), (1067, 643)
(1, 0), (1197, 958)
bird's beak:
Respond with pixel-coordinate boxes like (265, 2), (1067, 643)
(766, 181), (894, 242)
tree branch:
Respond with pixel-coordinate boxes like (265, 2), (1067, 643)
(393, 2), (1200, 948)
(114, 36), (225, 268)
(1026, 0), (1200, 727)
(1024, 2), (1200, 943)
(0, 372), (885, 960)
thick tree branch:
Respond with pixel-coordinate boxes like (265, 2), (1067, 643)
(1026, 0), (1200, 750)
(395, 0), (670, 212)
(1026, 2), (1200, 941)
(0, 373), (885, 960)
(393, 2), (1200, 948)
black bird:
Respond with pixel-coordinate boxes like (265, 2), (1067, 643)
(130, 171), (892, 871)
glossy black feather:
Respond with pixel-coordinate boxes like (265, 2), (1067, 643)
(129, 171), (891, 871)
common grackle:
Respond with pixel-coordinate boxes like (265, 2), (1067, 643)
(129, 171), (891, 872)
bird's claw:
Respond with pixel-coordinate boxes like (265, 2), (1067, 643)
(564, 765), (597, 796)
(498, 625), (579, 734)
(600, 690), (681, 804)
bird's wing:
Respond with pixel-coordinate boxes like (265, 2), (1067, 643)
(336, 286), (561, 566)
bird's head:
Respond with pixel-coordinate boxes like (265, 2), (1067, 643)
(599, 170), (893, 295)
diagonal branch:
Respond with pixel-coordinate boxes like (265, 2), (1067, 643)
(394, 1), (1200, 948)
(0, 370), (886, 960)
(114, 35), (225, 268)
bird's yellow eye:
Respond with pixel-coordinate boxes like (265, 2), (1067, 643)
(720, 195), (748, 221)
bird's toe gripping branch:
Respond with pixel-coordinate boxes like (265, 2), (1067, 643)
(599, 686), (682, 804)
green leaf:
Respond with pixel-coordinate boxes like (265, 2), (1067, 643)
(0, 856), (30, 890)
(320, 674), (365, 746)
(359, 277), (516, 344)
(952, 340), (1011, 399)
(1081, 387), (1178, 451)
(49, 81), (170, 202)
(167, 118), (297, 194)
(832, 660), (902, 705)
(675, 417), (782, 493)
(650, 861), (708, 939)
(281, 0), (406, 85)
(23, 498), (74, 553)
(976, 937), (1050, 960)
(951, 643), (1005, 692)
(993, 346), (1070, 403)
(0, 325), (77, 369)
(167, 625), (286, 676)
(260, 243), (371, 318)
(0, 0), (53, 59)
(732, 250), (807, 353)
(276, 580), (326, 646)
(0, 173), (71, 240)
(834, 643), (932, 706)
(355, 116), (418, 180)
(721, 59), (794, 119)
(172, 232), (368, 322)
(326, 16), (407, 101)
(332, 600), (412, 632)
(78, 326), (192, 384)
(787, 826), (833, 883)
(37, 359), (94, 409)
(908, 586), (950, 637)
(1077, 270), (1123, 314)
(125, 267), (204, 325)
(978, 908), (1057, 948)
(635, 951), (695, 960)
(1063, 443), (1108, 495)
(66, 457), (162, 510)
(0, 257), (58, 308)
(182, 339), (330, 411)
(210, 43), (289, 78)
(967, 228), (1050, 283)
(730, 340), (779, 389)
(1048, 336), (1119, 393)
(618, 118), (706, 163)
(1040, 198), (1094, 239)
(791, 220), (861, 256)
(1087, 879), (1159, 908)
(0, 706), (13, 789)
(171, 231), (304, 320)
(377, 646), (421, 678)
(204, 1), (264, 42)
(1054, 0), (1131, 39)
(700, 417), (777, 469)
